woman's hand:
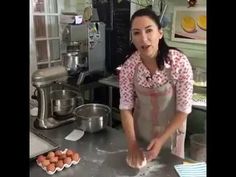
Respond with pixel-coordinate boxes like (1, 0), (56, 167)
(127, 143), (146, 168)
(145, 137), (164, 162)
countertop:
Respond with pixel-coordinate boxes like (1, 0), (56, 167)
(30, 117), (184, 177)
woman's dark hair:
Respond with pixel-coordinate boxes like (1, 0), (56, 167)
(124, 8), (181, 70)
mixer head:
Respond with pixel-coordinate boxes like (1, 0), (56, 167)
(32, 66), (68, 87)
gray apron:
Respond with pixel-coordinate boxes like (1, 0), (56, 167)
(133, 64), (187, 158)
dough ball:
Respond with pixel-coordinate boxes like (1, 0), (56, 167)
(126, 156), (147, 169)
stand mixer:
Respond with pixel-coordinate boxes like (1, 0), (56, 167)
(32, 66), (83, 129)
(62, 22), (106, 85)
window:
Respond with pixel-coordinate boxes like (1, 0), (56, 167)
(31, 0), (61, 69)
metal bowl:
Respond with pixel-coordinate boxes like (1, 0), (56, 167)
(50, 89), (84, 118)
(73, 103), (111, 133)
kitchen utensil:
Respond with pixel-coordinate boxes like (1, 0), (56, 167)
(32, 66), (77, 129)
(174, 162), (206, 177)
(50, 89), (84, 118)
(73, 103), (111, 133)
(190, 133), (206, 162)
(64, 129), (84, 141)
(62, 52), (87, 74)
(31, 107), (38, 117)
(193, 67), (206, 88)
(30, 130), (59, 159)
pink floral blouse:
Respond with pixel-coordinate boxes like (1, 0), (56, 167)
(119, 49), (193, 114)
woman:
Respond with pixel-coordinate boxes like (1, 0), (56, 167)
(119, 8), (193, 168)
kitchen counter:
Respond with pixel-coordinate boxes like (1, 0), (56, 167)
(30, 117), (184, 177)
(98, 75), (206, 111)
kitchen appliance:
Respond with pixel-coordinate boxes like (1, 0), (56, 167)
(50, 89), (83, 118)
(62, 51), (86, 75)
(62, 22), (106, 85)
(190, 133), (206, 162)
(73, 103), (111, 133)
(31, 66), (83, 129)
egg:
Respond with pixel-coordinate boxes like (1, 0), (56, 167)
(36, 148), (81, 174)
(72, 153), (80, 161)
(41, 159), (50, 167)
(59, 154), (67, 160)
(37, 155), (46, 163)
(64, 157), (72, 165)
(66, 149), (74, 157)
(55, 150), (62, 156)
(56, 160), (64, 168)
(49, 156), (58, 163)
(47, 151), (55, 159)
(46, 163), (56, 172)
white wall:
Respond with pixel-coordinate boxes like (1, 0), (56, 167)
(153, 0), (207, 68)
(131, 0), (207, 69)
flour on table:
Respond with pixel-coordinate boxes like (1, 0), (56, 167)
(96, 147), (128, 155)
(82, 156), (104, 165)
(116, 161), (166, 177)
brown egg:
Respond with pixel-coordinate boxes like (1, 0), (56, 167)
(46, 163), (56, 172)
(47, 151), (55, 159)
(41, 159), (50, 167)
(37, 155), (46, 163)
(49, 156), (58, 163)
(64, 157), (72, 165)
(72, 153), (80, 161)
(56, 160), (64, 168)
(59, 154), (67, 160)
(66, 149), (74, 157)
(55, 150), (62, 156)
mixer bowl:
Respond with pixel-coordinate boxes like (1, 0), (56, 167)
(62, 52), (87, 75)
(73, 103), (111, 133)
(50, 90), (84, 118)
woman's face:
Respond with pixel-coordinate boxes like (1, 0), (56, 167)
(131, 16), (163, 59)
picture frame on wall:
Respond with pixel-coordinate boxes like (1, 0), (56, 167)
(171, 6), (206, 44)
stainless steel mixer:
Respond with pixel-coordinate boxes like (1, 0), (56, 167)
(31, 66), (83, 129)
(62, 22), (106, 85)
